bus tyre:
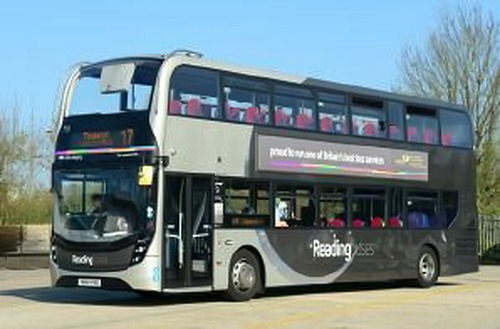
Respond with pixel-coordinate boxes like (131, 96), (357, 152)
(415, 246), (439, 288)
(225, 249), (261, 301)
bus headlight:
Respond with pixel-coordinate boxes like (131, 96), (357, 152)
(131, 238), (150, 265)
(51, 244), (57, 264)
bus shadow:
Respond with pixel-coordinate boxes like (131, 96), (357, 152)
(0, 281), (459, 306)
(0, 286), (223, 306)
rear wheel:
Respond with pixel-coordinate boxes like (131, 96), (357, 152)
(225, 249), (262, 301)
(415, 246), (439, 288)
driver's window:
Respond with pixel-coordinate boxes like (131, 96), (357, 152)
(60, 179), (105, 214)
(85, 181), (105, 214)
(61, 181), (83, 213)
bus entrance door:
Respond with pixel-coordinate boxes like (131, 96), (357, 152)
(164, 176), (212, 288)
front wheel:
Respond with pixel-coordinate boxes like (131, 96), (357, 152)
(415, 246), (439, 288)
(225, 249), (262, 301)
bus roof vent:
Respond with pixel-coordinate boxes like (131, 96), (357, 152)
(169, 49), (203, 58)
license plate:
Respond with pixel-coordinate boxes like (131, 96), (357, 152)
(77, 278), (101, 288)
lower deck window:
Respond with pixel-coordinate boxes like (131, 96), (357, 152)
(388, 189), (404, 228)
(351, 189), (386, 228)
(218, 178), (456, 230)
(442, 191), (458, 227)
(275, 186), (315, 228)
(406, 192), (442, 228)
(223, 181), (270, 227)
(319, 188), (347, 228)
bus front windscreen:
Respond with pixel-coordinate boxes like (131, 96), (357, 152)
(53, 169), (155, 243)
(69, 60), (161, 116)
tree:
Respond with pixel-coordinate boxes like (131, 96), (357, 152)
(0, 108), (28, 223)
(397, 4), (500, 214)
(0, 106), (52, 225)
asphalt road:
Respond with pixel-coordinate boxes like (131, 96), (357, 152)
(1, 266), (500, 329)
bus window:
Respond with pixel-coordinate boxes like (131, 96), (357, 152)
(275, 185), (314, 227)
(223, 180), (270, 227)
(224, 181), (250, 215)
(223, 76), (270, 125)
(406, 107), (438, 144)
(60, 179), (105, 215)
(319, 187), (347, 228)
(442, 191), (458, 227)
(274, 85), (315, 130)
(318, 92), (347, 135)
(256, 183), (270, 215)
(388, 189), (403, 228)
(406, 191), (442, 229)
(351, 189), (386, 228)
(351, 98), (385, 138)
(169, 66), (219, 119)
(61, 180), (84, 214)
(388, 102), (404, 141)
(440, 109), (472, 148)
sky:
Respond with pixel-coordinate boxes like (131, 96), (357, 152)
(0, 0), (498, 130)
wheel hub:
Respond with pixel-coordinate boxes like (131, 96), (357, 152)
(232, 259), (256, 291)
(419, 253), (436, 281)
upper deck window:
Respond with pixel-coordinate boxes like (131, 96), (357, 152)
(387, 101), (404, 141)
(274, 85), (316, 130)
(167, 65), (472, 152)
(169, 66), (219, 119)
(440, 109), (472, 148)
(351, 97), (385, 138)
(406, 107), (439, 144)
(318, 92), (347, 135)
(69, 60), (160, 116)
(223, 76), (270, 125)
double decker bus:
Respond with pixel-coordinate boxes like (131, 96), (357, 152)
(51, 49), (478, 301)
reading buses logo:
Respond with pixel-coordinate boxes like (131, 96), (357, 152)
(310, 234), (353, 262)
(310, 234), (375, 262)
(72, 254), (94, 266)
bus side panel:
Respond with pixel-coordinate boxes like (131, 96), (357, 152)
(213, 229), (296, 290)
(164, 117), (254, 177)
(446, 182), (479, 275)
(213, 229), (455, 290)
(213, 228), (364, 290)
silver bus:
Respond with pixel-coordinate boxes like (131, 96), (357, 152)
(51, 50), (478, 301)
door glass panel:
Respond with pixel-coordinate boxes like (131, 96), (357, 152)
(190, 178), (211, 284)
(164, 176), (212, 288)
(164, 177), (185, 287)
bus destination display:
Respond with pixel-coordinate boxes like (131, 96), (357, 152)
(72, 128), (135, 148)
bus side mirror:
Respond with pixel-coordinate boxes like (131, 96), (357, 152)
(138, 165), (154, 186)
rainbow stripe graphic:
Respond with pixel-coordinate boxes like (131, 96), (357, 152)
(269, 160), (428, 179)
(55, 145), (155, 156)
